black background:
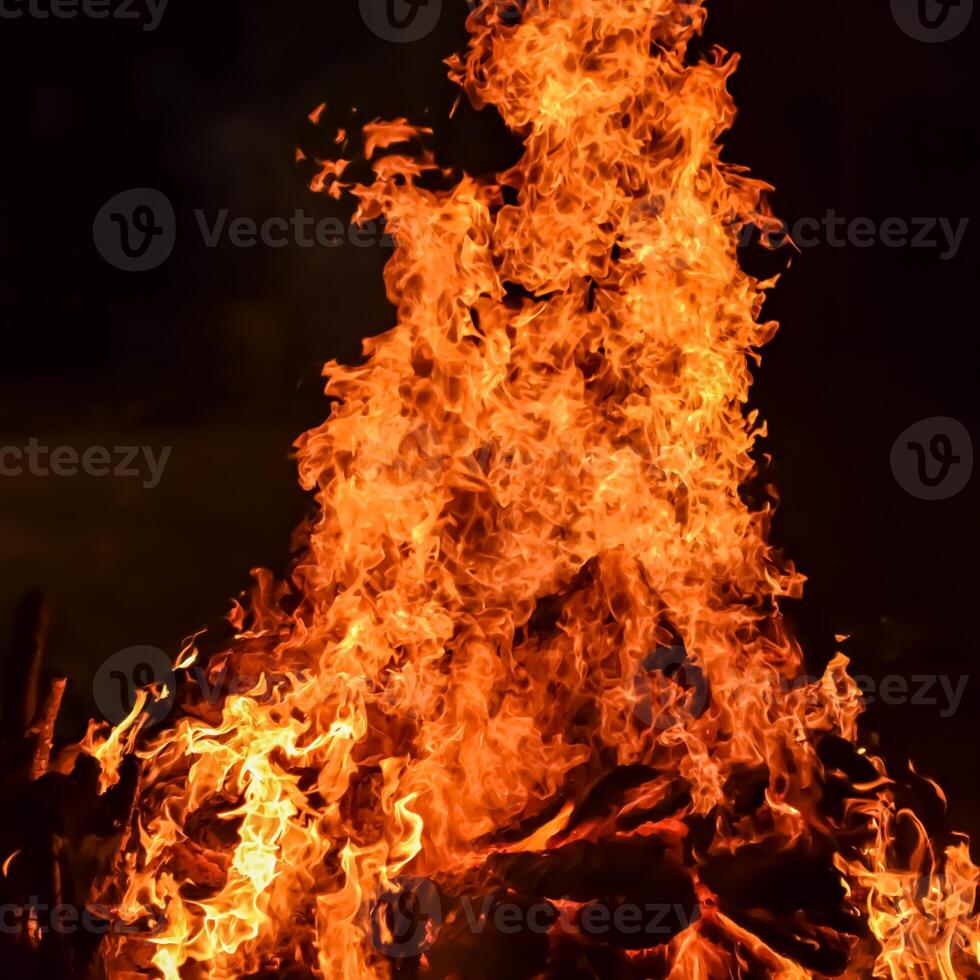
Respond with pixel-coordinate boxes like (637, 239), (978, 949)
(0, 1), (977, 841)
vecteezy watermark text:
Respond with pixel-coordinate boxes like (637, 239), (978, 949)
(774, 671), (969, 718)
(709, 212), (969, 260)
(366, 876), (700, 958)
(847, 673), (968, 718)
(194, 209), (395, 250)
(0, 441), (171, 489)
(0, 0), (169, 31)
(93, 188), (396, 272)
(98, 189), (973, 273)
(92, 644), (301, 726)
(629, 204), (970, 260)
(0, 898), (164, 937)
(629, 650), (970, 730)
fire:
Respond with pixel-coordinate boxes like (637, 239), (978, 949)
(83, 1), (979, 977)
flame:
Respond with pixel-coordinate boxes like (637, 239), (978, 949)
(2, 849), (19, 878)
(86, 2), (979, 977)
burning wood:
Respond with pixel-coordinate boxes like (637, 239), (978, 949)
(6, 1), (978, 977)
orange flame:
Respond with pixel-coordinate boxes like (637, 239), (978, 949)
(86, 2), (979, 977)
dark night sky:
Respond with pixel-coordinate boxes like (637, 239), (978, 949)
(0, 1), (977, 840)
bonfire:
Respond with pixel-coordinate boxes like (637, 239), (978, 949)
(5, 2), (977, 978)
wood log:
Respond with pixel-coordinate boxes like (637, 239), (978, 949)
(29, 676), (66, 781)
(2, 592), (49, 739)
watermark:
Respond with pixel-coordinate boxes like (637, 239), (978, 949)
(93, 646), (177, 727)
(93, 189), (395, 271)
(359, 0), (442, 43)
(846, 673), (968, 718)
(631, 644), (709, 731)
(365, 877), (700, 958)
(93, 189), (176, 272)
(630, 210), (971, 260)
(783, 670), (969, 719)
(0, 898), (164, 937)
(629, 654), (967, 731)
(891, 0), (973, 42)
(92, 645), (302, 726)
(194, 209), (394, 251)
(367, 876), (442, 957)
(767, 214), (969, 260)
(0, 441), (171, 489)
(95, 637), (967, 735)
(359, 0), (599, 42)
(891, 417), (973, 500)
(362, 0), (975, 45)
(384, 424), (678, 488)
(0, 0), (168, 31)
(98, 191), (971, 272)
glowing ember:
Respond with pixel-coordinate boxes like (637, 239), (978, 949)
(83, 1), (980, 977)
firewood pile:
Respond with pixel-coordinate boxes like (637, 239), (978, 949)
(0, 593), (137, 980)
(0, 591), (959, 979)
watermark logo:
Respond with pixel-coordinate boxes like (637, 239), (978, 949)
(650, 210), (970, 260)
(94, 190), (397, 271)
(359, 0), (442, 42)
(362, 880), (699, 957)
(194, 209), (394, 251)
(92, 646), (306, 727)
(0, 441), (171, 489)
(92, 645), (176, 727)
(366, 876), (442, 958)
(891, 417), (973, 500)
(0, 898), (165, 937)
(93, 188), (176, 272)
(631, 644), (709, 731)
(850, 673), (968, 718)
(629, 206), (971, 260)
(0, 0), (169, 31)
(891, 0), (973, 41)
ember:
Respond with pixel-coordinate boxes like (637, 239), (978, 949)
(68, 1), (980, 977)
